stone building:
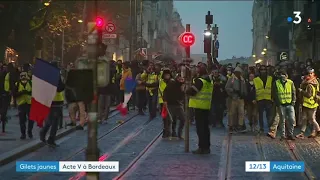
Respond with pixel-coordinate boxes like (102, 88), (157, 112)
(171, 9), (185, 62)
(251, 0), (271, 65)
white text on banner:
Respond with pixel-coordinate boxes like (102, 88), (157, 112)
(245, 161), (270, 172)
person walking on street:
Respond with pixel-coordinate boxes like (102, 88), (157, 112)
(253, 65), (273, 132)
(296, 68), (320, 138)
(245, 72), (258, 132)
(272, 70), (296, 140)
(145, 63), (159, 120)
(15, 72), (33, 139)
(225, 66), (247, 133)
(186, 63), (213, 154)
(163, 73), (186, 139)
(158, 69), (173, 138)
(40, 62), (65, 147)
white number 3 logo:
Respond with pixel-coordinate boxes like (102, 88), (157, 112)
(293, 11), (302, 24)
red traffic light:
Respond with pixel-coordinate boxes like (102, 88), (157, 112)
(308, 18), (312, 23)
(96, 17), (104, 28)
(179, 32), (195, 47)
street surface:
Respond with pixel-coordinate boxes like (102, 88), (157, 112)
(0, 111), (320, 180)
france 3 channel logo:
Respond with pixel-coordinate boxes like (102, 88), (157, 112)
(16, 161), (119, 172)
(245, 161), (305, 173)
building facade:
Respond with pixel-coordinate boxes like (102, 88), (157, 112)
(251, 0), (271, 65)
(171, 9), (185, 62)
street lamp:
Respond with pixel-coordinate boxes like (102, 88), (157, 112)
(255, 59), (262, 64)
(204, 30), (211, 36)
(263, 48), (267, 51)
(78, 19), (83, 23)
(261, 51), (266, 55)
(265, 35), (269, 39)
(44, 2), (50, 6)
(252, 54), (256, 57)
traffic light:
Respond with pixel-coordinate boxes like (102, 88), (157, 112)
(203, 30), (212, 53)
(307, 18), (312, 30)
(95, 17), (104, 28)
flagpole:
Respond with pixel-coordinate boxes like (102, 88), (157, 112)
(86, 0), (100, 179)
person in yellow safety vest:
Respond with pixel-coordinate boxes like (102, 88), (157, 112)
(253, 65), (273, 133)
(296, 68), (320, 139)
(145, 62), (159, 120)
(267, 70), (296, 140)
(186, 63), (213, 154)
(15, 72), (34, 139)
(158, 69), (173, 138)
(136, 69), (147, 115)
(40, 61), (65, 148)
(1, 63), (15, 133)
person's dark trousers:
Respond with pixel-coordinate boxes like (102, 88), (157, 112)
(58, 107), (63, 129)
(211, 103), (225, 127)
(0, 95), (10, 133)
(130, 89), (136, 110)
(40, 106), (61, 145)
(18, 103), (34, 138)
(136, 90), (146, 113)
(160, 104), (171, 137)
(148, 89), (158, 119)
(195, 109), (210, 150)
(168, 104), (185, 138)
(257, 100), (273, 131)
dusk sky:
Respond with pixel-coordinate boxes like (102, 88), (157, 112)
(174, 1), (253, 60)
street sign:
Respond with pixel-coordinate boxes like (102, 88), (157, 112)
(102, 33), (117, 39)
(279, 51), (288, 61)
(179, 32), (195, 47)
(105, 22), (116, 33)
(214, 40), (219, 49)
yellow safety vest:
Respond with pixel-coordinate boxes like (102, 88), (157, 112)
(146, 73), (158, 95)
(4, 73), (10, 92)
(253, 76), (272, 101)
(16, 82), (32, 105)
(227, 74), (232, 79)
(303, 85), (318, 109)
(158, 79), (167, 104)
(188, 78), (213, 110)
(53, 91), (64, 102)
(275, 79), (293, 104)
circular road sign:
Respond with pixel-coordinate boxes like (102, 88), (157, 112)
(105, 22), (116, 33)
(179, 32), (195, 47)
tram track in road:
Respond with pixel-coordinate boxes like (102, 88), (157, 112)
(285, 139), (317, 180)
(68, 118), (159, 180)
(27, 113), (141, 180)
(218, 133), (233, 180)
(113, 130), (163, 180)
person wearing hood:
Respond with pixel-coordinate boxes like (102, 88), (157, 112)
(159, 69), (173, 138)
(225, 66), (247, 133)
(269, 70), (296, 140)
(296, 68), (320, 138)
(253, 65), (273, 133)
(186, 63), (213, 154)
(15, 72), (33, 139)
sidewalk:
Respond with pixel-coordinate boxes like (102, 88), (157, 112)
(121, 127), (227, 180)
(0, 107), (116, 166)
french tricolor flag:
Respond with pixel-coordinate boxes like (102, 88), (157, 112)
(30, 59), (60, 127)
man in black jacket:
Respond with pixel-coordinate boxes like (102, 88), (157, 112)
(163, 73), (186, 139)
